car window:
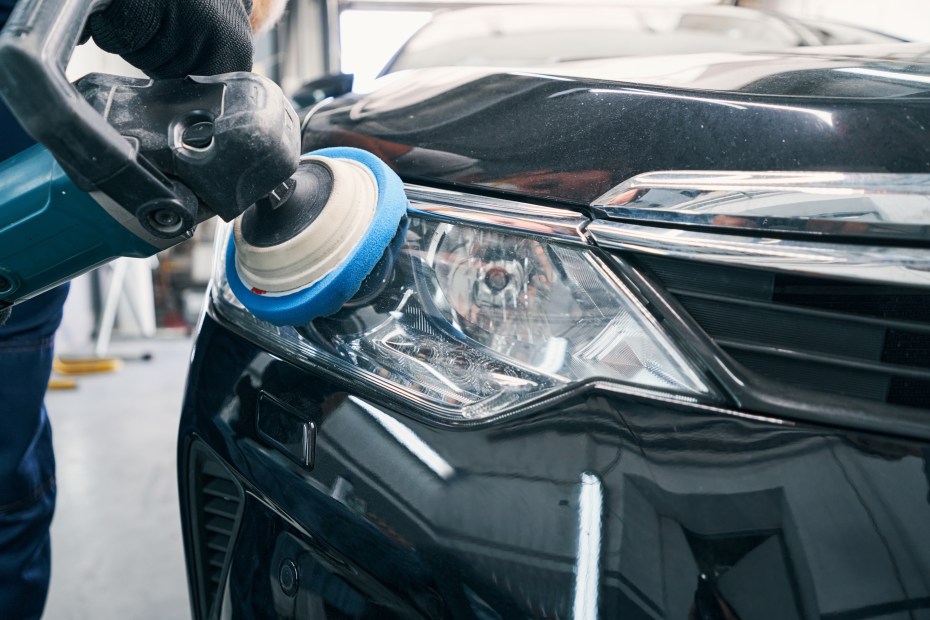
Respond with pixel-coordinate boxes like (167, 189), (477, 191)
(383, 5), (893, 75)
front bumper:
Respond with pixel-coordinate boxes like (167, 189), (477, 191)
(179, 312), (930, 620)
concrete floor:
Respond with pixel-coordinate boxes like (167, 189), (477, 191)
(43, 337), (193, 619)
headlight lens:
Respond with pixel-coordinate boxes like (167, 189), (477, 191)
(212, 208), (715, 421)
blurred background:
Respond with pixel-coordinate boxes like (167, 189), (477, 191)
(44, 1), (925, 618)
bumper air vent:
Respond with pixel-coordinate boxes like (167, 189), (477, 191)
(189, 446), (244, 619)
(633, 255), (930, 410)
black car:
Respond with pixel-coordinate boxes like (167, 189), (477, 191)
(179, 43), (930, 619)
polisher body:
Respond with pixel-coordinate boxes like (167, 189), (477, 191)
(0, 71), (303, 310)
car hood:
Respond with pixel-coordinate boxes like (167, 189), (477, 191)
(303, 44), (930, 206)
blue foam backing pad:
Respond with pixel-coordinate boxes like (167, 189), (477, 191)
(226, 147), (409, 326)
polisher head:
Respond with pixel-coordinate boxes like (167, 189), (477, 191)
(226, 147), (409, 326)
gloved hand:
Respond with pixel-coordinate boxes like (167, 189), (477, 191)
(87, 0), (255, 79)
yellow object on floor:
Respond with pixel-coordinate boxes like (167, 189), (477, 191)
(53, 357), (123, 376)
(48, 378), (78, 390)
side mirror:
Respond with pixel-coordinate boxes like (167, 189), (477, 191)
(291, 73), (354, 108)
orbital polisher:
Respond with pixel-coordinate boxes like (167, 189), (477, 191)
(0, 0), (406, 325)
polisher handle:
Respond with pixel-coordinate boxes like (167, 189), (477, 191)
(0, 0), (200, 238)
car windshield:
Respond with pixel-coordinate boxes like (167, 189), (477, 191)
(384, 5), (902, 74)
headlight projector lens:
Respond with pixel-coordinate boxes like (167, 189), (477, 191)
(227, 147), (409, 326)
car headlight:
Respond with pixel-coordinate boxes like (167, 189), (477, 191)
(210, 188), (717, 422)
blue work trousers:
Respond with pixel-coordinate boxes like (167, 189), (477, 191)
(0, 285), (68, 620)
(2, 3), (68, 616)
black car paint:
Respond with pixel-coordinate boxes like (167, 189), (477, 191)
(181, 46), (930, 619)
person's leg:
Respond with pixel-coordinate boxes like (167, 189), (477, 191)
(0, 285), (68, 619)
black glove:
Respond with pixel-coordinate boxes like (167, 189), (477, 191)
(87, 0), (255, 79)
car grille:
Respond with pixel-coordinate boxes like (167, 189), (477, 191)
(190, 448), (243, 618)
(632, 254), (930, 410)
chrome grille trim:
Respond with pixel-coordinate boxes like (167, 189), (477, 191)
(592, 170), (930, 243)
(587, 220), (930, 288)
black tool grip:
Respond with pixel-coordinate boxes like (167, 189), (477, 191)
(0, 0), (199, 239)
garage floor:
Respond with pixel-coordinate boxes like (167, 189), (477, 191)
(43, 336), (193, 619)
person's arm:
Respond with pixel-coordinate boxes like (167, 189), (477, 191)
(251, 0), (288, 35)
